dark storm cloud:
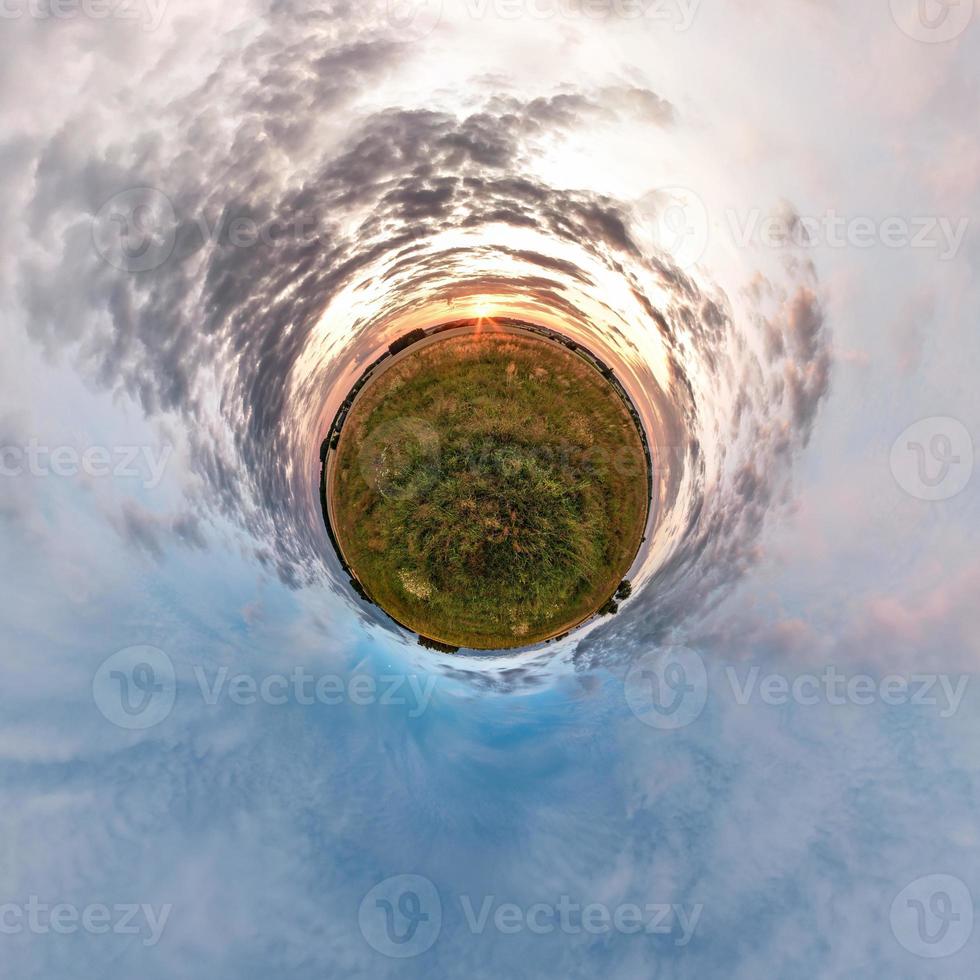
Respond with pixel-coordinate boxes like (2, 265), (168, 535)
(576, 274), (830, 669)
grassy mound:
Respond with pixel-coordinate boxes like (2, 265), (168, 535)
(328, 330), (648, 649)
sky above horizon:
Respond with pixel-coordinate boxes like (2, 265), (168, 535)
(1, 1), (979, 976)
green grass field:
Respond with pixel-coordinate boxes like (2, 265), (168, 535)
(328, 331), (648, 649)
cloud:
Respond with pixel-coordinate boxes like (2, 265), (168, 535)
(112, 500), (208, 561)
(3, 2), (980, 979)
